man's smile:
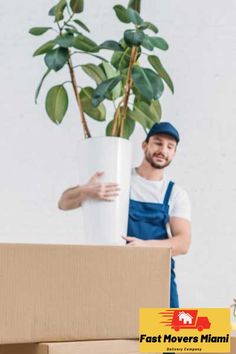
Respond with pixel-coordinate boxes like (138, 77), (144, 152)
(153, 154), (167, 161)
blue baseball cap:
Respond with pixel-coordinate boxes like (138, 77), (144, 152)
(146, 122), (180, 143)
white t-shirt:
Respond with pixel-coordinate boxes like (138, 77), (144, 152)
(130, 168), (191, 222)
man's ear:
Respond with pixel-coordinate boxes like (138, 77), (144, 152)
(142, 141), (147, 150)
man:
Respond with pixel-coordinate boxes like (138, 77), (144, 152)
(58, 122), (191, 308)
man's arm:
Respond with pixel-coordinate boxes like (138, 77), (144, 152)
(58, 172), (120, 210)
(58, 184), (88, 210)
(167, 217), (191, 255)
(123, 217), (191, 256)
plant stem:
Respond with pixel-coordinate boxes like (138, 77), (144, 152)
(62, 13), (74, 30)
(67, 53), (91, 138)
(72, 50), (108, 62)
(66, 3), (72, 17)
(56, 22), (62, 33)
(111, 100), (123, 136)
(61, 80), (72, 85)
(119, 46), (138, 137)
(73, 64), (83, 69)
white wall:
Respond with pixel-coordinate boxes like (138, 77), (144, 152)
(0, 0), (235, 308)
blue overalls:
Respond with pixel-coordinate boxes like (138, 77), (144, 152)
(127, 181), (179, 308)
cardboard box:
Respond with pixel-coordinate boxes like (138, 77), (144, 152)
(0, 333), (235, 354)
(0, 243), (170, 344)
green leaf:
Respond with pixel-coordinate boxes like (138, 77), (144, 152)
(73, 19), (90, 32)
(87, 53), (109, 62)
(127, 8), (143, 25)
(49, 0), (67, 21)
(148, 55), (174, 93)
(132, 67), (164, 101)
(106, 120), (116, 136)
(70, 0), (84, 13)
(92, 76), (122, 107)
(127, 107), (151, 130)
(35, 68), (51, 104)
(81, 64), (106, 85)
(133, 99), (161, 124)
(149, 36), (169, 50)
(29, 27), (51, 36)
(124, 29), (144, 47)
(45, 85), (68, 124)
(127, 101), (156, 129)
(138, 21), (158, 33)
(132, 85), (143, 102)
(113, 5), (131, 23)
(143, 68), (164, 99)
(120, 67), (128, 86)
(111, 40), (141, 70)
(80, 87), (106, 121)
(73, 34), (98, 52)
(150, 99), (162, 122)
(141, 35), (154, 51)
(55, 33), (74, 48)
(111, 47), (132, 70)
(56, 0), (67, 21)
(132, 66), (153, 101)
(128, 0), (141, 13)
(49, 5), (56, 16)
(106, 110), (135, 138)
(99, 40), (124, 52)
(134, 100), (151, 119)
(101, 62), (117, 79)
(44, 47), (69, 71)
(101, 62), (122, 100)
(55, 11), (64, 22)
(33, 40), (55, 56)
(122, 114), (135, 138)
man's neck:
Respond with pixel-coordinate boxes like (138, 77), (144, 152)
(136, 161), (164, 181)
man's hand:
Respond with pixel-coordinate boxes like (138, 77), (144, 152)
(84, 172), (120, 201)
(58, 171), (120, 210)
(122, 236), (148, 246)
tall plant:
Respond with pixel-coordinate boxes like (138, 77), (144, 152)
(29, 0), (174, 139)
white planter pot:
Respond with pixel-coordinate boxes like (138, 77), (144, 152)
(77, 137), (132, 245)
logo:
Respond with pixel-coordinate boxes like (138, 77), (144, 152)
(139, 308), (230, 353)
(160, 309), (211, 331)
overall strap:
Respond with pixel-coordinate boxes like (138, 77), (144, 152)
(163, 181), (175, 206)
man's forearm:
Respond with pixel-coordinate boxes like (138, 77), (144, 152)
(145, 234), (190, 256)
(58, 185), (87, 210)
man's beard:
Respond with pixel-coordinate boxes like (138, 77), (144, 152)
(145, 150), (171, 169)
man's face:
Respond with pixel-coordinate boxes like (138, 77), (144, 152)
(142, 134), (177, 169)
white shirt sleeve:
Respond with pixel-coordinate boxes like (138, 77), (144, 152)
(169, 184), (191, 221)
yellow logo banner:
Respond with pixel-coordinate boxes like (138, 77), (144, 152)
(139, 308), (230, 353)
